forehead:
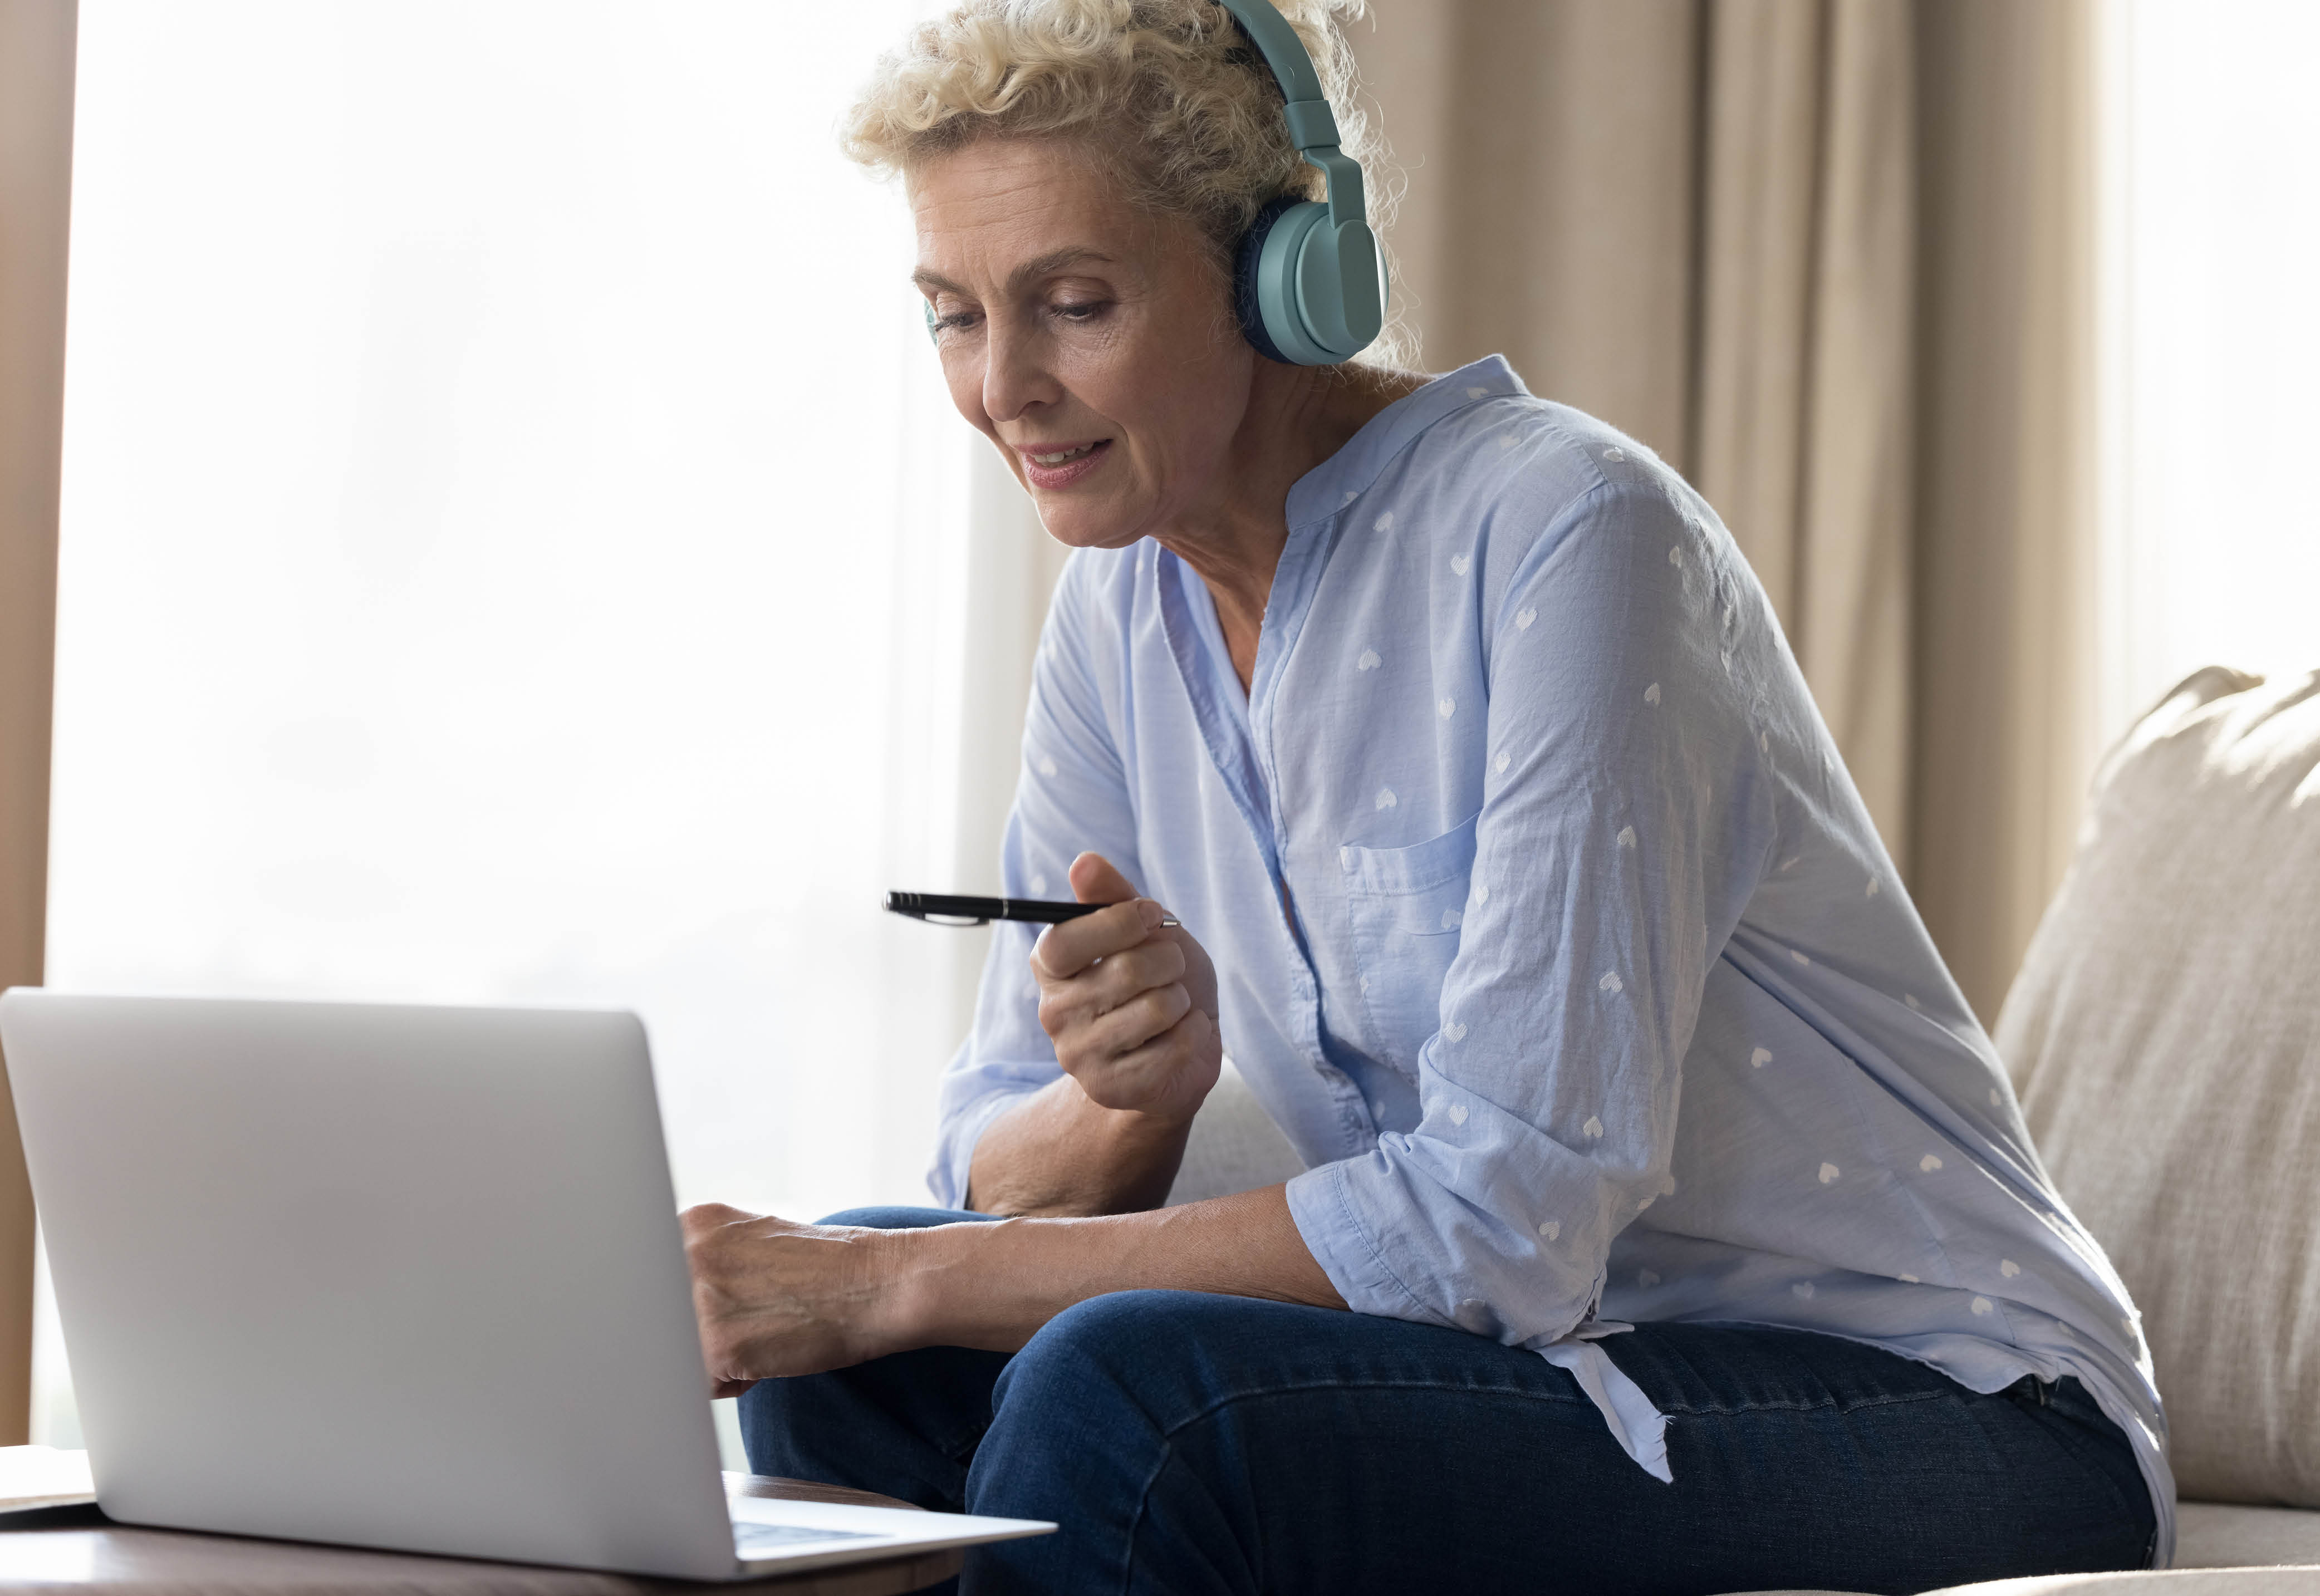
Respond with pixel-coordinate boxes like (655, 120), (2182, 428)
(909, 137), (1156, 283)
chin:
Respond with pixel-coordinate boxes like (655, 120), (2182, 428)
(1031, 497), (1150, 552)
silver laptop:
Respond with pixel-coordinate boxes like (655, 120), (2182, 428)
(0, 990), (1052, 1579)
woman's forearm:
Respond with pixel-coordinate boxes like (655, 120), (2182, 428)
(883, 1183), (1346, 1353)
(967, 1074), (1196, 1216)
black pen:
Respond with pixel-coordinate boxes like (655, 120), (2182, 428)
(885, 891), (1179, 928)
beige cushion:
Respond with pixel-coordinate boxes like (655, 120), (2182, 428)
(1925, 1573), (2320, 1596)
(1994, 668), (2320, 1507)
(2177, 1505), (2320, 1570)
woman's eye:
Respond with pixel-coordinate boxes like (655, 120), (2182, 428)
(932, 311), (980, 336)
(1051, 301), (1108, 323)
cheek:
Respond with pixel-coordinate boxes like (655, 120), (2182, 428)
(1085, 328), (1245, 466)
(939, 350), (988, 431)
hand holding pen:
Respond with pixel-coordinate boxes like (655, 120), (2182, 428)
(889, 853), (1219, 1123)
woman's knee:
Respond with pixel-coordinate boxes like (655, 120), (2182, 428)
(984, 1290), (1309, 1458)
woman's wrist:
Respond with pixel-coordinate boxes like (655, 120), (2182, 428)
(866, 1212), (1029, 1353)
(857, 1187), (1346, 1362)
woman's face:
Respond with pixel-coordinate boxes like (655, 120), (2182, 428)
(911, 137), (1257, 549)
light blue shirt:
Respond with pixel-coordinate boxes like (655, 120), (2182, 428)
(930, 355), (2172, 1557)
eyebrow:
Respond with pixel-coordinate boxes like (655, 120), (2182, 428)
(911, 247), (1119, 297)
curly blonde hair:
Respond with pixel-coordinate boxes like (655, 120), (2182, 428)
(841, 0), (1406, 366)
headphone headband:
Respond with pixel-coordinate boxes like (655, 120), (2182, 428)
(1214, 1), (1363, 226)
(1214, 0), (1331, 129)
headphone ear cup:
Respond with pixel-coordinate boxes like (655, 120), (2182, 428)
(1233, 195), (1305, 364)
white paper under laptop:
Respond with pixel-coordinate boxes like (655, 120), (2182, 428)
(0, 991), (1052, 1580)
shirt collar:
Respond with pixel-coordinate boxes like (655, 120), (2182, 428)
(1282, 354), (1528, 529)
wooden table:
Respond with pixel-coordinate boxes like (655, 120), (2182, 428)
(0, 1476), (959, 1595)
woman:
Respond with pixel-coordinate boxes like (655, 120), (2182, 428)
(681, 2), (2170, 1590)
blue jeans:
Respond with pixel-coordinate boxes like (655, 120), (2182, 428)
(741, 1207), (2155, 1596)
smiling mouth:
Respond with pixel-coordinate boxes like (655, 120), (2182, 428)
(1023, 441), (1106, 465)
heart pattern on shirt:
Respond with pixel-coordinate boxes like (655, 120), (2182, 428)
(1466, 386), (1488, 399)
(1751, 1047), (1772, 1068)
(1357, 648), (1381, 671)
(1603, 446), (1626, 463)
(1793, 1281), (1816, 1299)
(1791, 950), (1812, 966)
(1438, 696), (1456, 719)
(1583, 1116), (1605, 1138)
(1474, 883), (1490, 905)
(1920, 1154), (1944, 1172)
(1030, 874), (1049, 895)
(1638, 1269), (1661, 1288)
(1644, 682), (1662, 706)
(1905, 993), (1922, 1010)
(1818, 1162), (1841, 1185)
(1037, 754), (1058, 777)
(1971, 1297), (1995, 1316)
(1616, 825), (1637, 849)
(1494, 751), (1510, 774)
(1440, 909), (1463, 930)
(1376, 787), (1397, 811)
(1376, 512), (1396, 532)
(1598, 971), (1624, 994)
(1866, 876), (1882, 898)
(1449, 1103), (1469, 1126)
(1538, 1220), (1561, 1241)
(1443, 1020), (1468, 1042)
(1516, 606), (1537, 630)
(1988, 1088), (2002, 1107)
(2000, 1259), (2020, 1278)
(1899, 1272), (1921, 1284)
(1668, 546), (1684, 568)
(1451, 553), (1472, 576)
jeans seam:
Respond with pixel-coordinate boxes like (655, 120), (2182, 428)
(1650, 1386), (1959, 1420)
(1119, 1380), (1597, 1594)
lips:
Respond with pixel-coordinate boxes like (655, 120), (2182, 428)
(1014, 436), (1113, 489)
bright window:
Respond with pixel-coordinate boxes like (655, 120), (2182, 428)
(38, 1), (974, 1446)
(2099, 0), (2320, 738)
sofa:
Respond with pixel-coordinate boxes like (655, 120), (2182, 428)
(1166, 666), (2320, 1592)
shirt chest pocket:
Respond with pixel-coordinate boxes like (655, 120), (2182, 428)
(1341, 813), (1479, 1073)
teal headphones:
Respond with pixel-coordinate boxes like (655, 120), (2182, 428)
(1216, 0), (1387, 364)
(920, 0), (1387, 365)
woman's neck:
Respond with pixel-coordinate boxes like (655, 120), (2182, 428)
(1156, 359), (1427, 692)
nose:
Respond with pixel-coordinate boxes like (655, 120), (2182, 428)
(980, 313), (1063, 427)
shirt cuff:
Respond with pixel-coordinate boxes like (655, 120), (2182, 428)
(1284, 1156), (1448, 1327)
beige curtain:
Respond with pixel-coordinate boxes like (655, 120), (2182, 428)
(0, 0), (77, 1445)
(1353, 0), (2099, 1023)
